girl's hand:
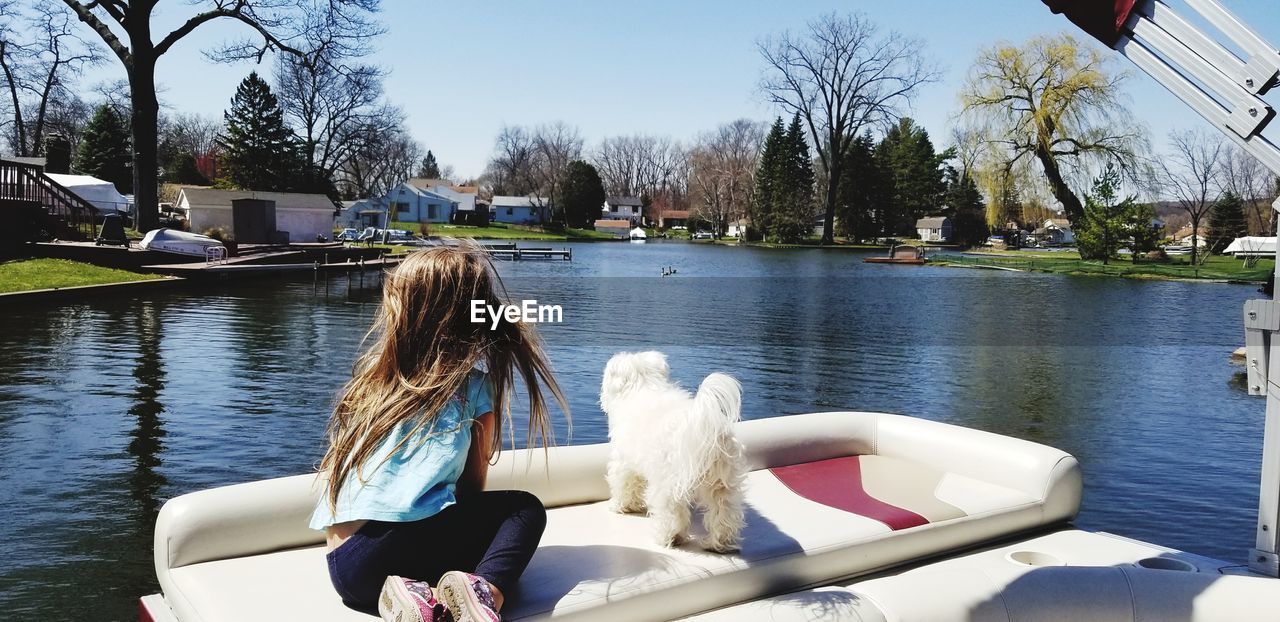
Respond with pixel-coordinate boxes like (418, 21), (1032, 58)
(457, 410), (496, 497)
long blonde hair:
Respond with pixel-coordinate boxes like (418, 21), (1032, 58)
(319, 241), (568, 511)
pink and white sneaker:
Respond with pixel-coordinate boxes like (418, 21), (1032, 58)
(436, 571), (500, 622)
(378, 575), (450, 622)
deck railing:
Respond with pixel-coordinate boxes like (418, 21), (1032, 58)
(0, 159), (99, 240)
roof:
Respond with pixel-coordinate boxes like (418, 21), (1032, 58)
(405, 178), (452, 189)
(1047, 218), (1071, 228)
(491, 195), (548, 208)
(179, 187), (336, 211)
(2, 156), (47, 168)
(606, 196), (643, 207)
(594, 219), (632, 229)
(916, 217), (949, 228)
(661, 210), (690, 219)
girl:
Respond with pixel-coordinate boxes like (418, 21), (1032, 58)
(310, 243), (568, 622)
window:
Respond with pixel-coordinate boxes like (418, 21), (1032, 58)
(394, 202), (409, 213)
(428, 205), (438, 219)
(507, 207), (513, 215)
(632, 206), (638, 214)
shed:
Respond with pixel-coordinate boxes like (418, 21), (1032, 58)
(178, 187), (336, 242)
(916, 216), (952, 242)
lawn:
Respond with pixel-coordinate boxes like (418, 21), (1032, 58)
(387, 222), (617, 241)
(932, 251), (1274, 282)
(0, 258), (165, 294)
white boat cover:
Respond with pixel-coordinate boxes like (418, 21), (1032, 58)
(139, 228), (226, 257)
(46, 173), (129, 215)
(630, 227), (647, 239)
(1222, 236), (1277, 256)
(148, 412), (1082, 622)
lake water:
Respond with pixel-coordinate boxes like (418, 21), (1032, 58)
(0, 240), (1267, 619)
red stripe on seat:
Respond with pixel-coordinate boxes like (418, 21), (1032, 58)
(769, 456), (929, 531)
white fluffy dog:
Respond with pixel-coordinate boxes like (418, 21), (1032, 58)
(599, 351), (747, 552)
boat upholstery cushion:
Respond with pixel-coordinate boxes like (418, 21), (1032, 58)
(153, 412), (1082, 622)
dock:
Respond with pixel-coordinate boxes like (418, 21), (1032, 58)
(483, 244), (572, 261)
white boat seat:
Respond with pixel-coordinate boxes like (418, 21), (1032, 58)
(151, 412), (1082, 622)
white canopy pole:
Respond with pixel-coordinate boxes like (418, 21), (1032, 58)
(1106, 0), (1280, 576)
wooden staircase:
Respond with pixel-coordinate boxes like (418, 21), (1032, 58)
(0, 158), (99, 242)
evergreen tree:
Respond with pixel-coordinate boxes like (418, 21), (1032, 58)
(941, 166), (988, 248)
(752, 117), (788, 240)
(419, 151), (441, 179)
(558, 160), (606, 229)
(773, 113), (816, 243)
(1127, 203), (1162, 260)
(1208, 191), (1247, 254)
(1076, 163), (1138, 263)
(75, 105), (132, 194)
(836, 132), (888, 242)
(876, 118), (948, 237)
(217, 72), (299, 192)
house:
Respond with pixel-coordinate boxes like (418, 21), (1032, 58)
(916, 216), (952, 242)
(337, 198), (388, 229)
(1045, 218), (1074, 244)
(727, 218), (752, 238)
(406, 179), (487, 223)
(382, 182), (457, 224)
(602, 196), (644, 224)
(658, 210), (689, 229)
(1172, 224), (1209, 247)
(177, 187), (336, 242)
(491, 195), (550, 224)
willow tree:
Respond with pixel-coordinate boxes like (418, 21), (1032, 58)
(59, 0), (380, 231)
(961, 34), (1144, 225)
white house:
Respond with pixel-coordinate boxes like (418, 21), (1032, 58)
(602, 196), (644, 224)
(382, 183), (456, 224)
(491, 195), (550, 224)
(1041, 218), (1075, 245)
(338, 197), (388, 229)
(916, 216), (952, 242)
(177, 187), (336, 242)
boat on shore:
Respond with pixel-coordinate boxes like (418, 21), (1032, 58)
(863, 244), (927, 265)
(629, 227), (647, 242)
(139, 228), (227, 259)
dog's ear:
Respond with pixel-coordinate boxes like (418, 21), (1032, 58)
(600, 352), (636, 409)
(636, 351), (670, 378)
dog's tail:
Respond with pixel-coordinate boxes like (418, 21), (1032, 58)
(674, 373), (742, 497)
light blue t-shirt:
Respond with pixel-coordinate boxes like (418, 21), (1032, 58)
(309, 370), (494, 530)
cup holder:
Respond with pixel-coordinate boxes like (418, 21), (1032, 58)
(1135, 557), (1197, 572)
(1005, 550), (1065, 567)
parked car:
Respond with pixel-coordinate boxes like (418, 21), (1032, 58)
(335, 228), (359, 242)
(356, 227), (380, 242)
(693, 231), (713, 240)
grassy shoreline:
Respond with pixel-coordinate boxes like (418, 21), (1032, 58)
(0, 258), (165, 294)
(931, 251), (1273, 283)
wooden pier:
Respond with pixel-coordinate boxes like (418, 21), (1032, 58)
(483, 244), (572, 261)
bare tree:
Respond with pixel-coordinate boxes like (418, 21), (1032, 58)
(1159, 129), (1224, 265)
(689, 119), (764, 236)
(0, 1), (101, 156)
(961, 34), (1145, 224)
(484, 125), (539, 196)
(530, 121), (583, 218)
(592, 133), (687, 200)
(1221, 145), (1279, 234)
(759, 12), (937, 244)
(59, 0), (381, 231)
(276, 45), (394, 182)
(337, 121), (420, 199)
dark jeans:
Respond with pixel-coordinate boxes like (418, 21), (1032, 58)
(325, 490), (547, 614)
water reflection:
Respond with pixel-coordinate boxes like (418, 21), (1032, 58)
(127, 301), (167, 522)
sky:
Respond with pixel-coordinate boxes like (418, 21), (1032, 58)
(85, 0), (1280, 180)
